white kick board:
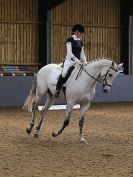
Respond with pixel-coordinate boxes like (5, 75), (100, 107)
(38, 104), (80, 111)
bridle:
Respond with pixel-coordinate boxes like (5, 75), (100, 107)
(100, 66), (118, 88)
(75, 64), (118, 88)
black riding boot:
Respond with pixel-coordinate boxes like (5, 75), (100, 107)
(54, 75), (66, 98)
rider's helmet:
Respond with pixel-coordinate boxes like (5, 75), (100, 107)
(72, 24), (85, 34)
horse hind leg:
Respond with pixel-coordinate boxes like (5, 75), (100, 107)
(26, 86), (44, 135)
(26, 101), (37, 134)
(52, 104), (73, 137)
(34, 91), (54, 138)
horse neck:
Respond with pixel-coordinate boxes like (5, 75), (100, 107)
(87, 60), (112, 74)
(84, 60), (111, 83)
(84, 62), (102, 82)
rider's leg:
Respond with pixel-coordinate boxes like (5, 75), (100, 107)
(54, 65), (69, 98)
(54, 63), (74, 98)
(54, 75), (66, 98)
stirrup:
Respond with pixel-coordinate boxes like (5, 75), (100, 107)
(54, 90), (60, 98)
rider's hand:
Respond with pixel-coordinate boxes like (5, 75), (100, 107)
(81, 58), (87, 64)
(73, 57), (81, 65)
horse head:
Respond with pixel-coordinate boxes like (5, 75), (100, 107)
(99, 60), (123, 93)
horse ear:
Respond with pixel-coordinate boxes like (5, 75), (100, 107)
(118, 63), (124, 70)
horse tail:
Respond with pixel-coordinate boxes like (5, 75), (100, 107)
(23, 77), (37, 112)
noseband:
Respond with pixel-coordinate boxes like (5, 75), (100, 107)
(100, 67), (118, 88)
(75, 64), (118, 88)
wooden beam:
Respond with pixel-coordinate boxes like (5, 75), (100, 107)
(120, 0), (129, 74)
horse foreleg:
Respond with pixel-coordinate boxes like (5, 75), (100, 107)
(52, 104), (73, 137)
(34, 93), (54, 138)
(79, 103), (90, 144)
(26, 101), (37, 134)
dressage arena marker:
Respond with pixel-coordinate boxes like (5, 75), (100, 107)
(38, 104), (80, 111)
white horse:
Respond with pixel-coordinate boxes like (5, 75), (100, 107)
(23, 58), (123, 143)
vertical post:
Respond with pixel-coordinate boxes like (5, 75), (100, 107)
(38, 1), (47, 68)
(47, 10), (51, 64)
(38, 0), (64, 68)
(128, 16), (133, 74)
(120, 0), (129, 74)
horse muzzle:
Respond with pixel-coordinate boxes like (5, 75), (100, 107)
(102, 85), (111, 93)
(102, 88), (109, 93)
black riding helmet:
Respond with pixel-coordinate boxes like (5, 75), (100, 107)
(72, 24), (85, 34)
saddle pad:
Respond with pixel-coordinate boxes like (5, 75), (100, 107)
(48, 68), (62, 85)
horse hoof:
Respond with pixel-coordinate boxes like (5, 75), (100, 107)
(80, 141), (88, 144)
(26, 128), (31, 134)
(34, 133), (39, 138)
(80, 138), (88, 144)
(52, 131), (57, 137)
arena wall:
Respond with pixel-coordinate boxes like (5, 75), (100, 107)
(51, 0), (121, 64)
(0, 0), (39, 71)
(0, 74), (132, 107)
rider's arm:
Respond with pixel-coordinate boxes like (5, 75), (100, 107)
(81, 47), (87, 62)
(66, 42), (74, 59)
(66, 42), (80, 64)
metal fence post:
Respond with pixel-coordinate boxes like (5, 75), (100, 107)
(129, 16), (133, 74)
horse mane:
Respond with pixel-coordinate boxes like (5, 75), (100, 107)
(90, 57), (113, 63)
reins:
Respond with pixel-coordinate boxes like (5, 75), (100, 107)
(75, 64), (102, 83)
(75, 63), (118, 87)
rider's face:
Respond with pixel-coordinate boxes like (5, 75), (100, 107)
(74, 31), (84, 39)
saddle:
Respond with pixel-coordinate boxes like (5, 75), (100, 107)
(48, 65), (75, 86)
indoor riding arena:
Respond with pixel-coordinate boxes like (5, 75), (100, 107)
(0, 0), (133, 177)
(0, 103), (133, 177)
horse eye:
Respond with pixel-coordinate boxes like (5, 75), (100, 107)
(109, 73), (113, 77)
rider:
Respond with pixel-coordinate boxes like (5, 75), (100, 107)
(54, 24), (87, 98)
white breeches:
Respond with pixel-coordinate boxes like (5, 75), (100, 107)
(62, 59), (75, 78)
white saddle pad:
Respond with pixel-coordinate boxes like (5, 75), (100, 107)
(48, 68), (62, 85)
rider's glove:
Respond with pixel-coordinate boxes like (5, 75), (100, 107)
(81, 58), (87, 64)
(73, 57), (82, 65)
